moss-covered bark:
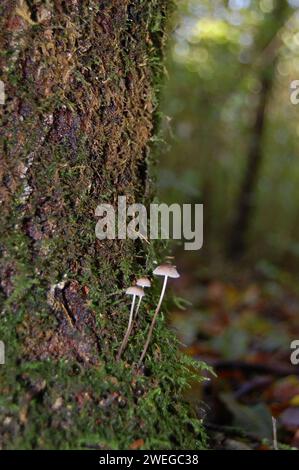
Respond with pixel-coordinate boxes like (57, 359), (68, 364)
(0, 0), (207, 449)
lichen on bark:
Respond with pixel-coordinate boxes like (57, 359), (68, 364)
(0, 0), (208, 450)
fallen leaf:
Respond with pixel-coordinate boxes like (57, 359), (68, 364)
(290, 394), (299, 406)
(220, 393), (273, 440)
(272, 376), (299, 403)
(279, 408), (299, 431)
(129, 439), (144, 450)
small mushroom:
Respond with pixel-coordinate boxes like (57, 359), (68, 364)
(117, 286), (145, 361)
(126, 278), (151, 344)
(138, 264), (180, 367)
(136, 277), (151, 288)
(135, 277), (151, 320)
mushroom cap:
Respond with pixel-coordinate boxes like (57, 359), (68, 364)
(153, 264), (180, 279)
(126, 286), (145, 297)
(136, 277), (151, 288)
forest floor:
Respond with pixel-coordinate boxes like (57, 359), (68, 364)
(169, 254), (299, 450)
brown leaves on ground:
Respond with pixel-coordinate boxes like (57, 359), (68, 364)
(169, 260), (299, 449)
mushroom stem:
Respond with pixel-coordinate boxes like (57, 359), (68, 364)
(134, 296), (142, 321)
(127, 296), (143, 339)
(138, 275), (168, 367)
(117, 295), (136, 361)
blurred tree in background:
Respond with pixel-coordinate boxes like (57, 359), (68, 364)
(160, 0), (299, 269)
(162, 3), (299, 448)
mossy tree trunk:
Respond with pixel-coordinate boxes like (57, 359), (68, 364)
(0, 0), (207, 450)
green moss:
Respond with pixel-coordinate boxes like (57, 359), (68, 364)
(0, 0), (209, 450)
(0, 331), (210, 450)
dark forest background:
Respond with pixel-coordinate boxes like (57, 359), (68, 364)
(160, 0), (299, 449)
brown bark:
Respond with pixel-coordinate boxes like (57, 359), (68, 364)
(0, 1), (207, 451)
(0, 0), (166, 363)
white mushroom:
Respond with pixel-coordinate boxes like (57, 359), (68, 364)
(136, 277), (151, 288)
(138, 264), (180, 367)
(125, 277), (152, 344)
(117, 286), (145, 361)
(135, 277), (151, 320)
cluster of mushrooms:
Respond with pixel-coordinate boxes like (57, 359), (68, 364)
(116, 263), (180, 367)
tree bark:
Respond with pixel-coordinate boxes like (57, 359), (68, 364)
(0, 0), (206, 450)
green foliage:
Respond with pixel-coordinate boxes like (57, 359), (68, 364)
(0, 312), (209, 450)
(160, 0), (299, 265)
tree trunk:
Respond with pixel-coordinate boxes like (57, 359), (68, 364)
(228, 71), (274, 260)
(0, 0), (206, 450)
(228, 0), (290, 260)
